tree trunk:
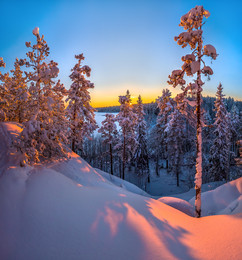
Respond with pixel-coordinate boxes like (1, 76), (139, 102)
(119, 157), (122, 179)
(71, 138), (75, 153)
(195, 35), (203, 218)
(155, 154), (159, 176)
(71, 106), (77, 153)
(176, 166), (179, 187)
(100, 156), (103, 170)
(19, 105), (22, 124)
(147, 160), (150, 183)
(165, 114), (169, 168)
(122, 133), (126, 180)
(110, 143), (113, 175)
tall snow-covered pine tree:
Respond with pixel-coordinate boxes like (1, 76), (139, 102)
(168, 6), (217, 217)
(115, 90), (137, 180)
(166, 108), (185, 186)
(66, 54), (97, 154)
(98, 113), (118, 175)
(8, 58), (29, 123)
(209, 83), (230, 181)
(133, 95), (149, 188)
(17, 27), (67, 164)
(0, 57), (9, 121)
(156, 88), (173, 169)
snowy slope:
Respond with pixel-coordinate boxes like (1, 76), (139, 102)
(158, 197), (195, 217)
(189, 177), (242, 216)
(170, 181), (225, 201)
(0, 123), (242, 260)
(158, 179), (242, 217)
(48, 154), (149, 197)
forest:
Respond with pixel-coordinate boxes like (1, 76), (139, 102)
(86, 92), (242, 190)
(0, 25), (241, 202)
(1, 5), (242, 260)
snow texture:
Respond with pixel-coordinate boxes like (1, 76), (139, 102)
(32, 27), (39, 36)
(203, 44), (217, 59)
(189, 178), (242, 216)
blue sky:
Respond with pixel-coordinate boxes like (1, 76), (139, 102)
(1, 0), (241, 106)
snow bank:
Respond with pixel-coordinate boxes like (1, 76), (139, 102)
(47, 152), (149, 197)
(171, 181), (225, 201)
(189, 177), (242, 216)
(158, 197), (195, 217)
(94, 168), (150, 197)
(1, 166), (242, 260)
(161, 179), (242, 217)
(0, 167), (29, 260)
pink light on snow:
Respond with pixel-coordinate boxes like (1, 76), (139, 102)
(91, 204), (124, 237)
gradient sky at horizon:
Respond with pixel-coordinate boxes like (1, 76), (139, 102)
(1, 0), (241, 107)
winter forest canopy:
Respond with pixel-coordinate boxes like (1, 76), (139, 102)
(0, 4), (242, 260)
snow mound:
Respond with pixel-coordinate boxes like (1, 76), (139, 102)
(189, 177), (242, 216)
(0, 122), (148, 197)
(48, 152), (149, 197)
(158, 197), (194, 217)
(171, 181), (225, 201)
(95, 168), (149, 197)
(1, 166), (242, 260)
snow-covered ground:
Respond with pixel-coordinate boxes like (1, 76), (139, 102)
(145, 160), (225, 199)
(0, 122), (242, 260)
(189, 178), (242, 216)
(146, 164), (190, 197)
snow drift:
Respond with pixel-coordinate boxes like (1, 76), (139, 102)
(159, 178), (242, 217)
(158, 197), (195, 217)
(0, 122), (242, 260)
(189, 177), (242, 216)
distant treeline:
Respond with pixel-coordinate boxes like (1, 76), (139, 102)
(96, 96), (242, 116)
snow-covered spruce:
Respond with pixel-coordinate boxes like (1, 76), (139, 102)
(227, 104), (240, 155)
(166, 108), (185, 187)
(156, 88), (173, 170)
(66, 54), (97, 154)
(115, 90), (137, 180)
(0, 57), (10, 121)
(8, 59), (29, 123)
(167, 6), (217, 217)
(16, 27), (68, 164)
(236, 140), (242, 166)
(209, 84), (230, 181)
(98, 113), (118, 175)
(133, 95), (149, 189)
